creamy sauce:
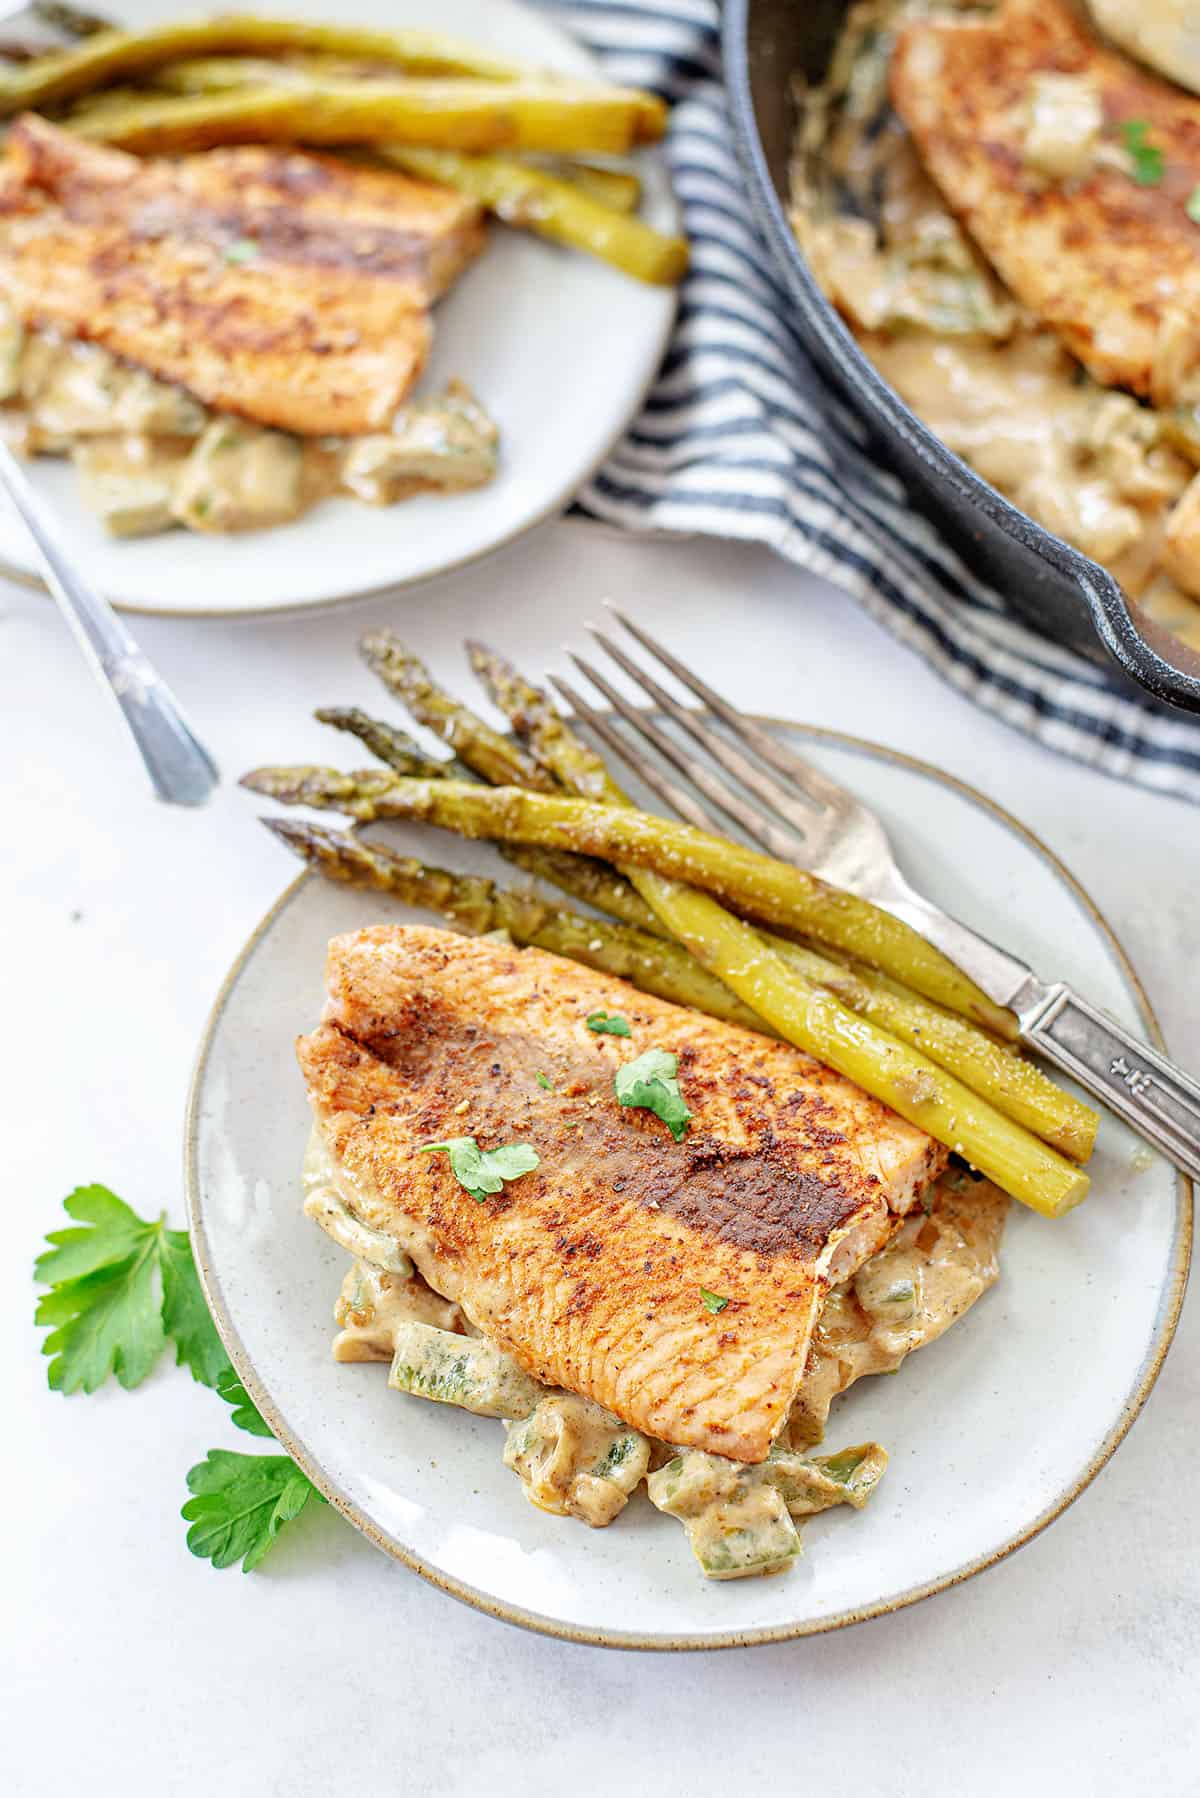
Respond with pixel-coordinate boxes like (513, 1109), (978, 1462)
(388, 1319), (546, 1420)
(503, 1395), (651, 1527)
(648, 1454), (802, 1579)
(786, 1172), (1009, 1449)
(332, 1259), (466, 1363)
(791, 0), (1200, 650)
(0, 310), (498, 537)
(303, 1127), (415, 1277)
(645, 1442), (888, 1579)
(312, 1129), (1001, 1575)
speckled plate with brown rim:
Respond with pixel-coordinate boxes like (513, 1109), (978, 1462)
(185, 722), (1190, 1649)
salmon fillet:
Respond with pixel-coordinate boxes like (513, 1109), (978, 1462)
(0, 116), (486, 434)
(891, 0), (1200, 398)
(297, 925), (947, 1462)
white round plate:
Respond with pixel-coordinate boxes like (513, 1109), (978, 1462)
(186, 725), (1190, 1649)
(0, 0), (677, 615)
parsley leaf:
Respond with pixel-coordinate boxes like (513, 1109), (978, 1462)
(614, 1048), (693, 1142)
(160, 1226), (228, 1387)
(223, 237), (260, 263)
(420, 1136), (540, 1202)
(216, 1364), (274, 1438)
(700, 1287), (730, 1315)
(536, 1071), (554, 1091)
(1120, 120), (1164, 186)
(34, 1184), (226, 1393)
(36, 1247), (166, 1393)
(586, 1009), (632, 1037)
(1188, 184), (1200, 223)
(182, 1449), (324, 1572)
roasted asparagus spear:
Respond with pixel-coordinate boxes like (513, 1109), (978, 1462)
(73, 78), (660, 157)
(0, 16), (549, 111)
(360, 632), (555, 792)
(244, 643), (1092, 1211)
(467, 643), (1096, 1162)
(314, 706), (477, 783)
(377, 147), (687, 285)
(263, 818), (767, 1028)
(240, 764), (1012, 1033)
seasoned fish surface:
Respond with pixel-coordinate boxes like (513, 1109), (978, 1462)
(891, 0), (1200, 398)
(0, 116), (486, 434)
(298, 925), (946, 1462)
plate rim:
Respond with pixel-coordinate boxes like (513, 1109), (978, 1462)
(0, 0), (678, 619)
(184, 719), (1193, 1650)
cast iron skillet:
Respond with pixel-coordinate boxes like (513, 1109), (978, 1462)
(723, 0), (1200, 713)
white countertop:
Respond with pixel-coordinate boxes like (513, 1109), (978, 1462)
(5, 518), (1198, 1796)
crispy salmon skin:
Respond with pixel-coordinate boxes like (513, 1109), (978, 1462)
(891, 0), (1200, 399)
(298, 925), (946, 1462)
(0, 115), (486, 434)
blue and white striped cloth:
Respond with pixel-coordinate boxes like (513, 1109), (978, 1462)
(547, 0), (1200, 805)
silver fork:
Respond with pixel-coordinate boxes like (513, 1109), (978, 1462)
(552, 610), (1200, 1183)
(0, 443), (219, 805)
(0, 5), (217, 806)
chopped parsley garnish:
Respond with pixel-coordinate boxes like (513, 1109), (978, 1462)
(1187, 184), (1200, 223)
(586, 1009), (632, 1037)
(223, 237), (261, 263)
(536, 1071), (554, 1091)
(420, 1136), (540, 1201)
(699, 1287), (730, 1315)
(1120, 120), (1164, 186)
(614, 1048), (692, 1141)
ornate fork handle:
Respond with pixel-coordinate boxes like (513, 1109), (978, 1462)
(1020, 987), (1200, 1182)
(0, 441), (218, 806)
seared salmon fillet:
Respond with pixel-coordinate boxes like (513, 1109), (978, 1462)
(0, 116), (486, 434)
(891, 0), (1200, 399)
(298, 925), (947, 1462)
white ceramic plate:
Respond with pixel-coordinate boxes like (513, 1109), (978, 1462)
(0, 0), (677, 615)
(186, 725), (1191, 1649)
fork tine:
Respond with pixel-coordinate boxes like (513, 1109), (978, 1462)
(565, 653), (812, 863)
(548, 673), (718, 831)
(588, 624), (823, 839)
(606, 605), (858, 816)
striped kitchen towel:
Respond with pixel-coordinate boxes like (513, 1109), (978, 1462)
(546, 0), (1200, 805)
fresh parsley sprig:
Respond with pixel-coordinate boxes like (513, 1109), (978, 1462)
(35, 1184), (326, 1574)
(614, 1048), (693, 1142)
(183, 1451), (323, 1573)
(34, 1184), (228, 1392)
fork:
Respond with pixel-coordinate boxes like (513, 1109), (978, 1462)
(0, 3), (217, 805)
(552, 610), (1200, 1183)
(0, 443), (219, 806)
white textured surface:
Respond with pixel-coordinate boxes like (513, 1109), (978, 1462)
(4, 518), (1198, 1791)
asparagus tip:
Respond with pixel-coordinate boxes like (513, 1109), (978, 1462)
(260, 814), (305, 845)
